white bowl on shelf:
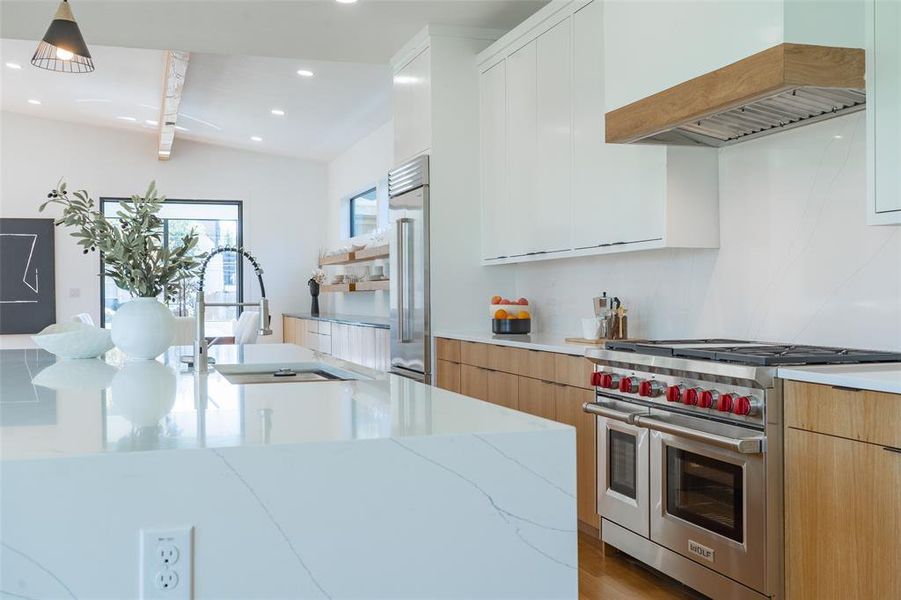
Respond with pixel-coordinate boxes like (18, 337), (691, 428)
(31, 322), (114, 359)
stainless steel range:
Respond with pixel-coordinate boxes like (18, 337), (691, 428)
(582, 339), (901, 600)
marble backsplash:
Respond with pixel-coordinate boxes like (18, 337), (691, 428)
(512, 112), (901, 351)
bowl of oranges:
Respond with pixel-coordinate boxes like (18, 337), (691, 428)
(490, 295), (531, 335)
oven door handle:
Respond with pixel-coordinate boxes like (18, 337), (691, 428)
(582, 402), (637, 424)
(635, 415), (764, 454)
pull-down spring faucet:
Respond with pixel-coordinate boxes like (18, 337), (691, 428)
(194, 246), (272, 372)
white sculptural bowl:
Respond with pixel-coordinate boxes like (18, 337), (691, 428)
(31, 322), (115, 359)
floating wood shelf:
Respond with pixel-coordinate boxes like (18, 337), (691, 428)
(320, 280), (390, 293)
(355, 280), (390, 292)
(320, 283), (355, 293)
(318, 245), (389, 266)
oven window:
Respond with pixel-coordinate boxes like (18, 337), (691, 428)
(666, 447), (744, 543)
(608, 429), (637, 499)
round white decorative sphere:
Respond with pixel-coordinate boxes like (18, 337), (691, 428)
(111, 298), (176, 359)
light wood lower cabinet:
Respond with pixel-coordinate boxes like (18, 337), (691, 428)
(785, 381), (901, 600)
(436, 359), (461, 393)
(460, 364), (489, 401)
(518, 377), (557, 420)
(282, 316), (389, 371)
(786, 427), (901, 599)
(487, 369), (519, 410)
(555, 384), (598, 529)
(435, 338), (599, 532)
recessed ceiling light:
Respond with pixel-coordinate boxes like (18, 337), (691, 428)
(296, 69), (314, 78)
(833, 135), (843, 140)
(336, 0), (358, 4)
(5, 62), (22, 70)
(270, 109), (285, 116)
(250, 136), (263, 142)
(27, 99), (42, 105)
(116, 116), (137, 122)
(145, 119), (159, 126)
(393, 75), (418, 85)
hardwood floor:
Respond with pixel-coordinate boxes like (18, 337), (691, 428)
(579, 532), (707, 600)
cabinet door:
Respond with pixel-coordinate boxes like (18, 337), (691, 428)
(487, 369), (519, 410)
(360, 326), (376, 369)
(534, 18), (573, 254)
(394, 47), (431, 163)
(555, 384), (599, 528)
(461, 364), (489, 402)
(480, 60), (510, 260)
(873, 0), (901, 218)
(786, 428), (901, 599)
(526, 349), (556, 382)
(571, 0), (666, 249)
(505, 40), (538, 258)
(374, 328), (390, 371)
(518, 377), (556, 420)
(282, 316), (295, 344)
(436, 360), (462, 393)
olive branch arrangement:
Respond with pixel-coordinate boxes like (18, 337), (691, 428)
(40, 181), (206, 301)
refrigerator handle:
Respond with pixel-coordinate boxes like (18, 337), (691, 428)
(396, 218), (414, 343)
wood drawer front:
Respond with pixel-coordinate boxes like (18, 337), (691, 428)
(555, 385), (599, 528)
(436, 360), (461, 394)
(526, 349), (557, 381)
(318, 321), (331, 336)
(460, 341), (490, 368)
(305, 318), (319, 334)
(518, 377), (556, 420)
(487, 344), (529, 375)
(555, 354), (594, 389)
(460, 364), (489, 402)
(785, 381), (901, 448)
(436, 338), (461, 362)
(487, 370), (519, 410)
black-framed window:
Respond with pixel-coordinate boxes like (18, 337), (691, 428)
(349, 187), (378, 238)
(99, 199), (243, 332)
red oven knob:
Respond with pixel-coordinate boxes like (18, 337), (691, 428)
(638, 380), (663, 397)
(590, 372), (603, 387)
(698, 390), (718, 409)
(600, 373), (621, 389)
(681, 387), (700, 406)
(717, 393), (735, 413)
(665, 385), (683, 402)
(619, 377), (638, 393)
(732, 396), (757, 416)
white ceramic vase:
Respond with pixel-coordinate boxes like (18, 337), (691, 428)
(111, 297), (175, 359)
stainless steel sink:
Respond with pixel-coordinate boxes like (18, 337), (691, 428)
(214, 362), (366, 385)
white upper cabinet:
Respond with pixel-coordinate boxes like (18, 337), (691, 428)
(869, 0), (901, 224)
(505, 40), (538, 258)
(478, 0), (719, 265)
(394, 47), (431, 164)
(480, 60), (509, 260)
(534, 19), (573, 255)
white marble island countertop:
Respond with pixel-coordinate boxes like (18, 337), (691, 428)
(1, 343), (566, 461)
(1, 344), (577, 599)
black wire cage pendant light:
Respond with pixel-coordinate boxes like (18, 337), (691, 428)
(31, 0), (94, 73)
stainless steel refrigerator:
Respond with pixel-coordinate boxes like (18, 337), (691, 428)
(388, 155), (430, 383)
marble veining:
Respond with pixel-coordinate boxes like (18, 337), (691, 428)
(211, 449), (332, 599)
(1, 542), (77, 600)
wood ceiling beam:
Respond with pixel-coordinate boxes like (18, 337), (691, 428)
(157, 50), (190, 160)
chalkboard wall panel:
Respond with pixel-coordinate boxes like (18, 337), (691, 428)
(0, 218), (56, 334)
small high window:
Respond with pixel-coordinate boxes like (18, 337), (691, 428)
(349, 187), (378, 238)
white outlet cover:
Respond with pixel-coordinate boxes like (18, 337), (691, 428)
(140, 527), (193, 600)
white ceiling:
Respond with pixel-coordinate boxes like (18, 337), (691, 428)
(0, 0), (547, 64)
(2, 38), (393, 160)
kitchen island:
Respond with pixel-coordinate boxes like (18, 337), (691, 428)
(0, 344), (577, 599)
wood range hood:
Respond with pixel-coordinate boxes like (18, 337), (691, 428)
(606, 43), (866, 147)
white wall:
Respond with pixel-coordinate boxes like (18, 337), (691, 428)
(321, 120), (393, 317)
(0, 112), (327, 345)
(509, 112), (901, 351)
